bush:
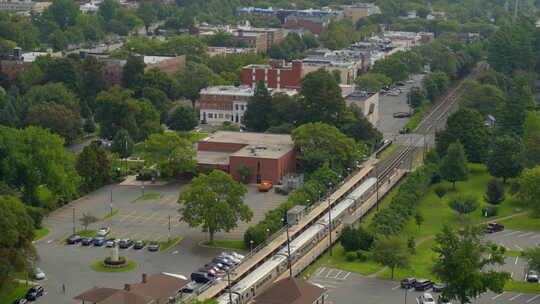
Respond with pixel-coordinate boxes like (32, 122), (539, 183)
(448, 194), (479, 215)
(346, 251), (357, 261)
(26, 206), (46, 229)
(434, 185), (448, 198)
(485, 178), (505, 205)
(356, 250), (369, 261)
(104, 256), (126, 265)
(482, 206), (498, 217)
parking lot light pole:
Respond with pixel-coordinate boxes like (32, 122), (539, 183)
(283, 218), (292, 277)
(168, 215), (171, 242)
(227, 270), (233, 304)
(328, 198), (333, 257)
(72, 207), (76, 235)
(249, 240), (254, 255)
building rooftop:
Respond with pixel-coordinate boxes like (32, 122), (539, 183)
(196, 150), (231, 165)
(252, 277), (325, 304)
(200, 85), (255, 97)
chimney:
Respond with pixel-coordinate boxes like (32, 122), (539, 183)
(124, 284), (131, 291)
(142, 273), (147, 283)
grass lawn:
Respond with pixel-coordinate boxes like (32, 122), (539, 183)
(504, 280), (540, 293)
(133, 193), (161, 202)
(499, 213), (540, 232)
(181, 131), (210, 143)
(505, 250), (523, 257)
(201, 240), (246, 250)
(33, 228), (49, 241)
(378, 240), (438, 280)
(101, 209), (119, 220)
(377, 144), (402, 161)
(0, 282), (31, 303)
(406, 109), (424, 131)
(159, 237), (181, 252)
(90, 259), (138, 272)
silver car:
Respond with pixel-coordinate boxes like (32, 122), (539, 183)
(97, 227), (110, 237)
(419, 293), (435, 304)
(34, 268), (45, 280)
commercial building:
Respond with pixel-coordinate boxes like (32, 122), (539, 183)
(143, 55), (186, 75)
(0, 0), (35, 12)
(284, 15), (332, 35)
(197, 131), (296, 184)
(302, 49), (364, 85)
(345, 91), (380, 126)
(207, 46), (256, 57)
(236, 7), (343, 23)
(242, 60), (303, 90)
(74, 273), (189, 304)
(199, 85), (296, 124)
(252, 277), (326, 304)
(196, 23), (284, 53)
(342, 3), (381, 23)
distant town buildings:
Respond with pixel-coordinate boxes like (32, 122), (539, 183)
(207, 46), (256, 57)
(199, 85), (296, 124)
(242, 60), (304, 91)
(197, 131), (296, 184)
(80, 1), (99, 14)
(345, 91), (380, 126)
(196, 23), (285, 53)
(342, 3), (381, 23)
(0, 0), (35, 12)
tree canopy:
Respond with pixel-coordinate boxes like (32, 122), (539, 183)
(141, 132), (196, 177)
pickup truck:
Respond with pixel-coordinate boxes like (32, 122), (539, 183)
(257, 180), (273, 192)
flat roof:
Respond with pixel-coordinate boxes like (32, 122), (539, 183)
(196, 151), (231, 165)
(201, 131), (292, 146)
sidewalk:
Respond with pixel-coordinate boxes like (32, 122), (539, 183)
(118, 175), (169, 186)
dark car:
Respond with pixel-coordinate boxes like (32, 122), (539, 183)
(67, 235), (82, 245)
(202, 265), (225, 275)
(181, 281), (198, 294)
(12, 299), (28, 304)
(486, 222), (505, 233)
(401, 277), (416, 289)
(393, 112), (411, 118)
(133, 241), (146, 249)
(198, 267), (218, 278)
(25, 285), (44, 301)
(432, 283), (446, 292)
(191, 272), (212, 284)
(118, 239), (133, 249)
(212, 257), (233, 267)
(93, 237), (106, 246)
(81, 237), (94, 246)
(414, 279), (434, 291)
(147, 242), (160, 251)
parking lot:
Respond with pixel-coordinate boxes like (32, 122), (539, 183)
(35, 180), (287, 304)
(485, 229), (540, 251)
(309, 267), (540, 304)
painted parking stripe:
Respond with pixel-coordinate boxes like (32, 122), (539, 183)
(526, 294), (540, 303)
(341, 272), (351, 280)
(518, 232), (534, 237)
(509, 293), (523, 301)
(332, 270), (342, 279)
(392, 285), (401, 290)
(516, 245), (524, 251)
(502, 231), (521, 237)
(326, 269), (335, 278)
(515, 256), (520, 264)
(492, 292), (506, 300)
(316, 267), (326, 276)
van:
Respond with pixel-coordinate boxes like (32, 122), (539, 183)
(191, 272), (212, 284)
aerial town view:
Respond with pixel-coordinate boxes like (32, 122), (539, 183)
(1, 0), (540, 303)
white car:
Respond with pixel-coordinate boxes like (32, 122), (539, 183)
(97, 227), (110, 236)
(224, 251), (245, 260)
(220, 253), (241, 264)
(419, 293), (435, 304)
(34, 268), (45, 280)
(527, 271), (539, 282)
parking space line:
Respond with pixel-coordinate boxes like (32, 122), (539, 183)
(516, 245), (524, 251)
(392, 285), (401, 290)
(316, 267), (326, 276)
(518, 232), (534, 238)
(341, 272), (350, 280)
(502, 231), (521, 237)
(515, 256), (519, 265)
(326, 269), (335, 278)
(526, 294), (540, 303)
(511, 272), (514, 279)
(492, 292), (506, 300)
(332, 270), (342, 279)
(509, 293), (523, 301)
(531, 234), (540, 239)
(118, 210), (138, 223)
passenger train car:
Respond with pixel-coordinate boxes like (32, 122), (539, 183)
(217, 177), (378, 304)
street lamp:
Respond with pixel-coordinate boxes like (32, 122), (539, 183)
(249, 240), (254, 255)
(266, 228), (270, 243)
(141, 180), (145, 196)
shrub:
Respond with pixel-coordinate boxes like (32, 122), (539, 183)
(104, 256), (126, 265)
(356, 250), (369, 261)
(346, 251), (357, 261)
(482, 206), (498, 217)
(434, 185), (448, 198)
(484, 178), (505, 205)
(448, 194), (479, 215)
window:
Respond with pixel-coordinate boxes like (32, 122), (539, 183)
(208, 113), (214, 118)
(241, 105), (245, 110)
(235, 104), (239, 110)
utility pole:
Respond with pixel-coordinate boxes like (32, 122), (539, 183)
(110, 188), (113, 216)
(168, 215), (171, 242)
(285, 220), (292, 277)
(72, 207), (76, 235)
(376, 178), (379, 211)
(227, 270), (233, 304)
(514, 0), (519, 21)
(328, 198), (333, 256)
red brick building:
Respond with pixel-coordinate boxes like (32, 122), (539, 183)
(242, 60), (303, 91)
(284, 15), (331, 35)
(196, 131), (296, 184)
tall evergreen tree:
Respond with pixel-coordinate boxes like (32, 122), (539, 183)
(242, 81), (272, 132)
(440, 142), (468, 189)
(122, 56), (145, 89)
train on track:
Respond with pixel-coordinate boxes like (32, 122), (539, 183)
(217, 177), (378, 304)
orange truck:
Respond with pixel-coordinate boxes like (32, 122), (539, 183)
(257, 180), (273, 192)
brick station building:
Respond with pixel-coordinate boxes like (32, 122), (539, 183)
(242, 60), (303, 90)
(196, 131), (296, 184)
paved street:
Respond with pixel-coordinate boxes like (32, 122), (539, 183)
(35, 181), (287, 304)
(485, 229), (540, 251)
(309, 267), (540, 304)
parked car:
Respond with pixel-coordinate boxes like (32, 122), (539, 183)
(257, 180), (273, 192)
(191, 272), (212, 284)
(33, 268), (45, 280)
(25, 285), (44, 301)
(396, 81), (405, 86)
(414, 279), (434, 291)
(401, 277), (416, 289)
(212, 257), (233, 267)
(97, 227), (110, 236)
(206, 262), (230, 271)
(81, 237), (94, 246)
(220, 253), (240, 264)
(407, 79), (415, 83)
(133, 241), (146, 249)
(203, 265), (225, 275)
(198, 267), (218, 278)
(93, 237), (106, 246)
(393, 112), (411, 118)
(223, 251), (245, 260)
(67, 235), (82, 244)
(118, 239), (133, 249)
(486, 222), (505, 233)
(105, 238), (116, 247)
(432, 283), (446, 292)
(419, 293), (435, 304)
(527, 271), (539, 282)
(148, 241), (160, 251)
(181, 281), (198, 293)
(12, 299), (28, 304)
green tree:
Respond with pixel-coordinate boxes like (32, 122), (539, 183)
(355, 73), (391, 92)
(111, 129), (134, 158)
(523, 111), (540, 167)
(98, 0), (119, 21)
(488, 23), (534, 75)
(371, 237), (410, 279)
(407, 86), (427, 108)
(79, 212), (98, 230)
(486, 136), (523, 182)
(292, 123), (367, 173)
(23, 103), (83, 144)
(339, 104), (382, 147)
(43, 0), (80, 29)
(415, 212), (424, 230)
(141, 132), (196, 177)
(167, 105), (198, 131)
(340, 225), (374, 252)
(433, 225), (510, 304)
(76, 143), (110, 193)
(79, 56), (105, 110)
(515, 166), (540, 215)
(524, 248), (540, 273)
(461, 81), (504, 116)
(176, 62), (220, 108)
(299, 69), (346, 126)
(83, 119), (96, 133)
(140, 87), (171, 121)
(44, 58), (80, 91)
(484, 178), (505, 205)
(138, 68), (180, 100)
(0, 195), (38, 292)
(243, 81), (272, 132)
(372, 58), (408, 82)
(392, 50), (424, 74)
(439, 142), (468, 189)
(136, 1), (157, 33)
(268, 93), (300, 128)
(23, 82), (80, 115)
(422, 71), (450, 102)
(122, 56), (146, 89)
(498, 82), (535, 136)
(236, 164), (252, 184)
(448, 194), (479, 217)
(178, 170), (252, 243)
